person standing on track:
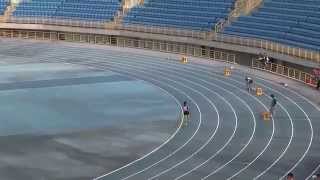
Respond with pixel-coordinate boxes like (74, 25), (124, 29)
(286, 172), (294, 180)
(183, 101), (190, 126)
(245, 76), (253, 92)
(269, 94), (277, 116)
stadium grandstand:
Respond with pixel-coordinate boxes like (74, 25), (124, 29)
(0, 0), (319, 179)
(224, 0), (320, 51)
(0, 0), (318, 53)
(13, 0), (121, 21)
(0, 0), (317, 41)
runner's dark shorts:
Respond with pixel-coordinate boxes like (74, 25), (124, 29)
(184, 111), (189, 115)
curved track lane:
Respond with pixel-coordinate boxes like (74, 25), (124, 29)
(31, 46), (320, 180)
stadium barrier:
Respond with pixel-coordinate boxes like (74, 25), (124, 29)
(251, 59), (317, 87)
(212, 33), (320, 64)
(7, 17), (320, 64)
(0, 29), (236, 64)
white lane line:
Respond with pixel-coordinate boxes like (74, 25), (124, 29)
(73, 56), (269, 179)
(211, 68), (311, 179)
(253, 102), (293, 179)
(145, 55), (318, 179)
(40, 52), (272, 179)
(153, 59), (301, 179)
(90, 64), (204, 180)
(174, 78), (257, 179)
(32, 47), (312, 179)
(179, 61), (318, 179)
(107, 56), (258, 180)
(79, 59), (222, 180)
(171, 60), (315, 179)
(73, 60), (218, 180)
(147, 77), (238, 179)
(200, 69), (294, 179)
(306, 165), (320, 180)
(104, 56), (274, 179)
(251, 76), (314, 179)
(35, 53), (204, 180)
(103, 58), (238, 180)
(164, 60), (275, 179)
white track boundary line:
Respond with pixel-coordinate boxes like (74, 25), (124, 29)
(156, 58), (309, 179)
(211, 68), (312, 179)
(103, 58), (239, 180)
(78, 57), (262, 179)
(33, 47), (316, 179)
(80, 60), (220, 180)
(77, 61), (207, 180)
(251, 76), (314, 180)
(169, 59), (319, 179)
(103, 56), (275, 179)
(106, 56), (259, 180)
(34, 55), (203, 180)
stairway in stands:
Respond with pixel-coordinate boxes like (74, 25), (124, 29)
(0, 0), (9, 23)
(107, 0), (144, 28)
(2, 2), (17, 22)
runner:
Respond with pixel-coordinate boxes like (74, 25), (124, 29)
(286, 172), (294, 180)
(245, 76), (253, 92)
(183, 101), (190, 126)
(269, 94), (277, 116)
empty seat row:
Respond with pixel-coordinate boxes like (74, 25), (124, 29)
(224, 0), (320, 51)
(13, 0), (120, 22)
(123, 0), (235, 31)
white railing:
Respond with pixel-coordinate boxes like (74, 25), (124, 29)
(252, 59), (317, 87)
(5, 17), (320, 64)
(211, 33), (320, 63)
(8, 17), (107, 28)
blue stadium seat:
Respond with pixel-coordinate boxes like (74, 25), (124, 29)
(13, 0), (121, 22)
(123, 0), (235, 31)
(224, 0), (320, 51)
(0, 0), (9, 15)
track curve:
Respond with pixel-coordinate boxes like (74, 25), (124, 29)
(33, 45), (320, 180)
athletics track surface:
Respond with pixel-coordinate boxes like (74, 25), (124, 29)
(2, 40), (320, 180)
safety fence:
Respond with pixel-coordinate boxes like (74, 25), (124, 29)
(6, 17), (320, 64)
(0, 29), (236, 64)
(251, 59), (317, 87)
(211, 33), (320, 63)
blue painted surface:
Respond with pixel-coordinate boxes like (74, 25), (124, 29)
(0, 63), (179, 136)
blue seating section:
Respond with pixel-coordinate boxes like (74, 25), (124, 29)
(0, 0), (8, 15)
(13, 0), (64, 17)
(123, 0), (235, 31)
(13, 0), (121, 22)
(224, 0), (320, 51)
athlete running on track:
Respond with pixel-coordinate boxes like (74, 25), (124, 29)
(183, 101), (190, 125)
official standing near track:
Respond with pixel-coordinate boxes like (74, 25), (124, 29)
(269, 94), (277, 116)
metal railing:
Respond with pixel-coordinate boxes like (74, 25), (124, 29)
(8, 17), (209, 39)
(5, 17), (320, 64)
(8, 17), (107, 28)
(251, 59), (317, 87)
(211, 33), (320, 63)
(0, 29), (236, 64)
